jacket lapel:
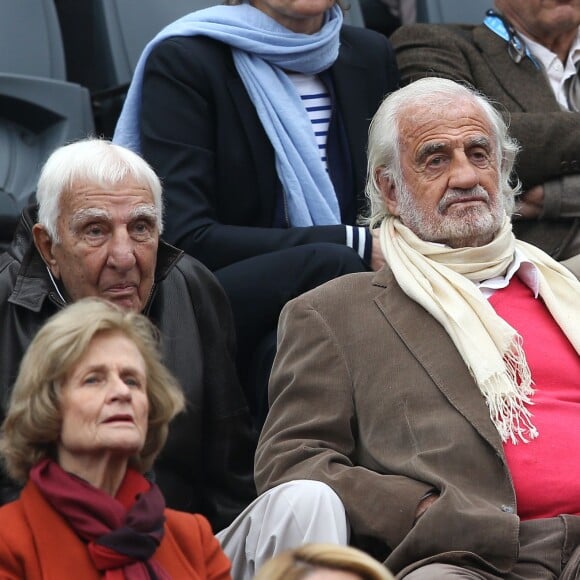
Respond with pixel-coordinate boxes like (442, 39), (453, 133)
(21, 482), (99, 579)
(371, 267), (505, 455)
(472, 25), (561, 112)
(226, 72), (279, 217)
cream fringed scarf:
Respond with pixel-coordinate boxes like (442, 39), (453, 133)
(380, 216), (580, 444)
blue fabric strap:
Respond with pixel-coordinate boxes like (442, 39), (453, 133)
(483, 13), (539, 67)
(114, 3), (343, 226)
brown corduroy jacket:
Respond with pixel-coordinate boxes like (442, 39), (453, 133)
(256, 267), (523, 576)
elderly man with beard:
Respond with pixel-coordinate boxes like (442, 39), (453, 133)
(255, 78), (580, 579)
(391, 0), (580, 263)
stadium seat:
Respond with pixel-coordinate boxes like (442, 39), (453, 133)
(416, 0), (493, 24)
(55, 0), (225, 138)
(344, 0), (366, 27)
(0, 0), (94, 252)
(0, 0), (66, 79)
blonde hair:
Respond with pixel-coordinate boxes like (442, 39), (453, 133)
(254, 544), (395, 580)
(0, 298), (185, 483)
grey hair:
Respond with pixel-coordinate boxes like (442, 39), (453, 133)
(36, 138), (164, 242)
(363, 77), (521, 228)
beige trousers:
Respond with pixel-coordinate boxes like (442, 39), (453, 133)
(216, 480), (349, 580)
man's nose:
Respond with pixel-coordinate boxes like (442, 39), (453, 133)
(106, 230), (137, 271)
(448, 152), (479, 190)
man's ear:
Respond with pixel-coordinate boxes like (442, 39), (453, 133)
(376, 169), (400, 216)
(32, 224), (60, 279)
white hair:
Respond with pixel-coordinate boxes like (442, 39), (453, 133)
(363, 77), (521, 228)
(36, 138), (164, 241)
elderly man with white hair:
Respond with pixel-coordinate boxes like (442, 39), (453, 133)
(391, 0), (580, 264)
(255, 77), (580, 579)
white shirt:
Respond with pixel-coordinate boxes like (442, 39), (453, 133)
(478, 248), (540, 299)
(520, 28), (580, 111)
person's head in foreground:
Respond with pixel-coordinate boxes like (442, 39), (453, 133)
(32, 138), (164, 312)
(254, 543), (395, 580)
(365, 75), (520, 249)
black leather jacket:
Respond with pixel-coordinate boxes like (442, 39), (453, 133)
(0, 208), (257, 532)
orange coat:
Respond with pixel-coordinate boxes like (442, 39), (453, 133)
(0, 480), (231, 579)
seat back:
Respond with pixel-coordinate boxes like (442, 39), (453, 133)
(416, 0), (493, 24)
(0, 0), (66, 79)
(344, 0), (366, 27)
(0, 0), (94, 251)
(56, 0), (223, 93)
(0, 75), (94, 209)
(55, 0), (225, 137)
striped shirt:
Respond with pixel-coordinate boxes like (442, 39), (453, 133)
(287, 72), (332, 170)
(287, 72), (371, 263)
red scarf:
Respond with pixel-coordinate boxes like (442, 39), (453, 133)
(30, 459), (170, 580)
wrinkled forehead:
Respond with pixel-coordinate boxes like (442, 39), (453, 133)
(60, 178), (157, 215)
(398, 98), (494, 151)
(399, 97), (491, 134)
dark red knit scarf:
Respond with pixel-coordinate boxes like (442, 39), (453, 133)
(30, 458), (170, 580)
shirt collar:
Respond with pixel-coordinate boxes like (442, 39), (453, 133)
(518, 29), (580, 110)
(478, 248), (540, 298)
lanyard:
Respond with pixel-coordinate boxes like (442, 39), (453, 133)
(483, 10), (539, 68)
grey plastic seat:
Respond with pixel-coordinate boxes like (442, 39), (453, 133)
(0, 75), (94, 208)
(0, 0), (66, 79)
(0, 0), (94, 251)
(416, 0), (493, 24)
(55, 0), (228, 137)
(56, 0), (224, 94)
(344, 0), (366, 27)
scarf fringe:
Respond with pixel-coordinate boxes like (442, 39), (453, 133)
(382, 217), (579, 444)
(483, 336), (538, 444)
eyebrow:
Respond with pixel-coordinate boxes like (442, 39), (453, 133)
(416, 142), (447, 164)
(69, 208), (111, 230)
(80, 363), (146, 377)
(416, 135), (493, 163)
(129, 205), (158, 224)
(465, 135), (492, 150)
(69, 205), (158, 230)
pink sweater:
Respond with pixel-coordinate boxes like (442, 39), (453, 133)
(489, 275), (580, 520)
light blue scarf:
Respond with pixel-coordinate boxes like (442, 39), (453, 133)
(113, 3), (344, 226)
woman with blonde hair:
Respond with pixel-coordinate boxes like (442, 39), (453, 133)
(255, 543), (395, 580)
(0, 298), (231, 579)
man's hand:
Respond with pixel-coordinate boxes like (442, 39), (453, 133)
(514, 185), (544, 220)
(370, 229), (386, 272)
